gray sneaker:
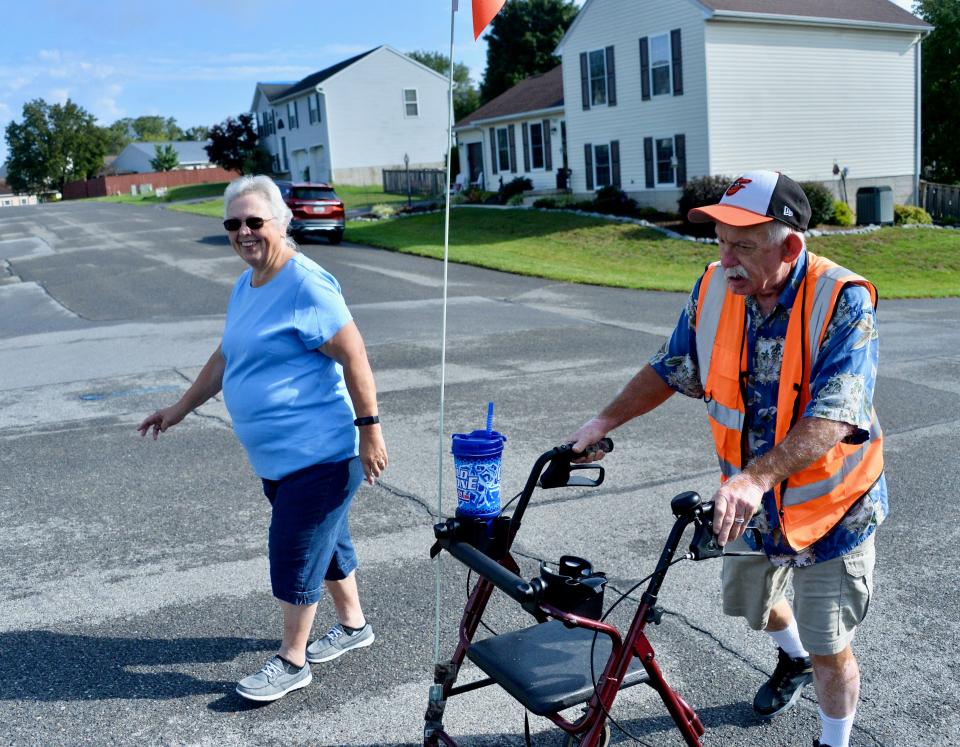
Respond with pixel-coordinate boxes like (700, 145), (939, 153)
(235, 655), (312, 702)
(306, 623), (374, 663)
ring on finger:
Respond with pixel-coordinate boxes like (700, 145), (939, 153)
(733, 517), (746, 525)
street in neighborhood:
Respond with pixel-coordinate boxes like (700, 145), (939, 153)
(1, 201), (959, 746)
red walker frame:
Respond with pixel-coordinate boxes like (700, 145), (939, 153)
(423, 442), (713, 747)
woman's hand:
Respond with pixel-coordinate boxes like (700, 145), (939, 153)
(137, 404), (187, 440)
(359, 425), (388, 485)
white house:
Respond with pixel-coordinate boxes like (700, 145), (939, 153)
(250, 46), (449, 186)
(555, 0), (931, 209)
(111, 141), (214, 174)
(454, 65), (567, 192)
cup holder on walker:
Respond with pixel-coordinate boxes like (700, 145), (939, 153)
(537, 555), (607, 620)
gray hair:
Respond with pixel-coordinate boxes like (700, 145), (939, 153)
(223, 175), (295, 247)
(764, 220), (806, 252)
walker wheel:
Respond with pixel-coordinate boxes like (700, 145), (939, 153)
(562, 723), (610, 747)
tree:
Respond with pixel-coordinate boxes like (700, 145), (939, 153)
(131, 115), (183, 142)
(4, 98), (107, 193)
(407, 50), (481, 122)
(917, 0), (960, 183)
(479, 0), (578, 103)
(205, 113), (272, 175)
(101, 119), (133, 155)
(184, 125), (210, 141)
(150, 144), (180, 172)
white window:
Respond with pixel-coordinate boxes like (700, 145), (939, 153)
(403, 88), (419, 117)
(649, 33), (672, 97)
(656, 137), (676, 185)
(496, 127), (511, 171)
(287, 101), (299, 129)
(529, 122), (545, 170)
(588, 49), (607, 106)
(308, 93), (321, 124)
(594, 144), (611, 187)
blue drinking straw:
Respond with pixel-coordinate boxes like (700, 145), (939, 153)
(486, 401), (494, 433)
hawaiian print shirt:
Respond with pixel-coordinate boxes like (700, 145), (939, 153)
(649, 251), (887, 567)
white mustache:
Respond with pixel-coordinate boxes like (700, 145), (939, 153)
(725, 266), (749, 280)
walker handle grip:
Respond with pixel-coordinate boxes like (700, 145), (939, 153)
(443, 539), (535, 605)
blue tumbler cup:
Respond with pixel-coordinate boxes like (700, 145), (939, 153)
(451, 429), (507, 520)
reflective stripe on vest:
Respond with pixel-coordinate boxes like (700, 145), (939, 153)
(695, 251), (884, 551)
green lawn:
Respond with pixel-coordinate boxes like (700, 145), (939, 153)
(94, 181), (229, 205)
(344, 208), (960, 298)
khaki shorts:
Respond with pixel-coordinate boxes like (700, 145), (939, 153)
(722, 534), (875, 656)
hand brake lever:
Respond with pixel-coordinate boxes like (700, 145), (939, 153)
(539, 438), (613, 489)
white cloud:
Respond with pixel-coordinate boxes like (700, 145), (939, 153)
(7, 76), (32, 92)
(38, 49), (62, 62)
(48, 88), (69, 104)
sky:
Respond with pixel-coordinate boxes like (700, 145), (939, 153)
(0, 0), (918, 165)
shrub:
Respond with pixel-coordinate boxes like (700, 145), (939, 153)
(371, 203), (397, 219)
(593, 185), (637, 216)
(498, 176), (533, 204)
(506, 194), (525, 206)
(459, 186), (494, 204)
(678, 175), (733, 237)
(532, 197), (558, 209)
(831, 200), (855, 227)
(894, 204), (933, 225)
(799, 181), (835, 227)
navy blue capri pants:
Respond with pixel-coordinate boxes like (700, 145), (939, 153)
(261, 456), (363, 605)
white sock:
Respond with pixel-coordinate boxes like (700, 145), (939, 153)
(819, 707), (854, 747)
(767, 619), (808, 659)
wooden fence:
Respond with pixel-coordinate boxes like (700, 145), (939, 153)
(919, 180), (960, 223)
(382, 169), (445, 197)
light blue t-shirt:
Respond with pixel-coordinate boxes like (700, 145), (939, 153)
(221, 252), (357, 480)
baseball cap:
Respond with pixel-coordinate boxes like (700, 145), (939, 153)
(687, 170), (812, 231)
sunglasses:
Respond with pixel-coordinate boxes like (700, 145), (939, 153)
(223, 216), (276, 231)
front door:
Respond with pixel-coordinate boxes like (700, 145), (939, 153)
(467, 142), (484, 184)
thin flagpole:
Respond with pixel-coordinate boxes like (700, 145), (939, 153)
(434, 0), (457, 668)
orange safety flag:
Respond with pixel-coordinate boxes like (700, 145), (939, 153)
(473, 0), (506, 39)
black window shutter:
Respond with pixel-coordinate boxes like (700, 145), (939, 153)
(671, 29), (684, 95)
(605, 46), (617, 106)
(675, 134), (686, 186)
(611, 140), (621, 188)
(580, 52), (590, 110)
(639, 37), (650, 101)
(490, 127), (498, 174)
(543, 119), (553, 171)
(584, 144), (594, 191)
(508, 124), (517, 173)
(644, 137), (654, 188)
(522, 122), (531, 171)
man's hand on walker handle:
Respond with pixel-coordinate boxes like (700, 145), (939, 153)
(567, 417), (615, 463)
(711, 472), (765, 546)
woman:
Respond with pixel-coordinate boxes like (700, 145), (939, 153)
(138, 175), (387, 702)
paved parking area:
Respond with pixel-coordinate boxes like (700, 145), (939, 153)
(1, 201), (958, 746)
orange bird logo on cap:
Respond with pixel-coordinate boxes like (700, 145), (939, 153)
(725, 177), (753, 197)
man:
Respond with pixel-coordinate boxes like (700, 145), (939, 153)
(569, 170), (885, 747)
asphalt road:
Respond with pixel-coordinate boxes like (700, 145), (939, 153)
(1, 201), (958, 747)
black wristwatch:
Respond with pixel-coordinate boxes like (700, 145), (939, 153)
(353, 415), (380, 427)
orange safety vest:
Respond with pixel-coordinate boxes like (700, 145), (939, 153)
(694, 251), (884, 551)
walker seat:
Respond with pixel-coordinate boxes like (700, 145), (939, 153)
(467, 620), (649, 715)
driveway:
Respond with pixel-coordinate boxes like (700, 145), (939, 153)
(1, 201), (958, 746)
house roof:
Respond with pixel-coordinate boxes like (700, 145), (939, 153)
(259, 47), (380, 104)
(122, 141), (212, 164)
(455, 65), (564, 129)
(698, 0), (931, 29)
